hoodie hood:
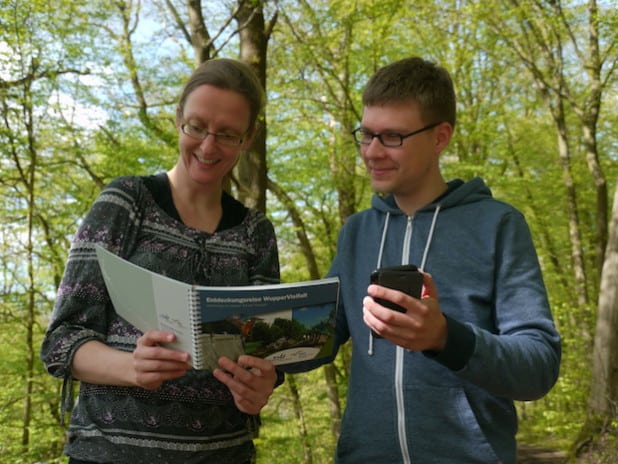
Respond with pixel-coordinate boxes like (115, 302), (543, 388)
(370, 177), (493, 215)
(368, 176), (493, 272)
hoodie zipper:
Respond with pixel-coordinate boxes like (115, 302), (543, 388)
(396, 215), (413, 464)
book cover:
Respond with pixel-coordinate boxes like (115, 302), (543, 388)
(95, 245), (339, 372)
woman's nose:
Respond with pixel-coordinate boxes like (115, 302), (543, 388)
(197, 132), (217, 150)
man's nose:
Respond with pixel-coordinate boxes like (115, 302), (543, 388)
(363, 136), (386, 157)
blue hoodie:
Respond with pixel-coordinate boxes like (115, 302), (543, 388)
(327, 177), (561, 464)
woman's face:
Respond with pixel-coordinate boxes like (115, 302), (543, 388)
(176, 84), (252, 187)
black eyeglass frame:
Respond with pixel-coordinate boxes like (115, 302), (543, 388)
(180, 123), (246, 147)
(351, 122), (442, 147)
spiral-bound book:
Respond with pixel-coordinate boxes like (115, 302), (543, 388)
(95, 245), (339, 372)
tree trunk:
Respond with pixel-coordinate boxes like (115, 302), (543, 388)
(267, 178), (320, 279)
(588, 178), (618, 417)
(579, 0), (607, 283)
(234, 1), (274, 212)
(553, 106), (589, 308)
(323, 363), (341, 437)
(20, 75), (36, 453)
(574, 178), (618, 457)
(115, 2), (175, 146)
(287, 374), (313, 464)
(186, 0), (213, 65)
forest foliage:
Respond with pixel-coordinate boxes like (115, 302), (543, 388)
(1, 0), (617, 463)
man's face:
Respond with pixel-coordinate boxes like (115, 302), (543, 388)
(359, 101), (443, 202)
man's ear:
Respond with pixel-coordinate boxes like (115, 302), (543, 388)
(434, 122), (453, 153)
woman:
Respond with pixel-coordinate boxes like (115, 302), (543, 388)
(40, 58), (281, 464)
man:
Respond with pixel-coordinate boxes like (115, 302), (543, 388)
(325, 57), (561, 463)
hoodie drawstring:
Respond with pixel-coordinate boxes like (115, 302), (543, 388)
(419, 204), (440, 271)
(368, 205), (441, 356)
(368, 212), (392, 355)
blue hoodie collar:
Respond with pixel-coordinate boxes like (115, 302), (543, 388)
(370, 177), (492, 215)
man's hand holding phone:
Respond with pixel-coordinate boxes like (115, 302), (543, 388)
(364, 266), (447, 352)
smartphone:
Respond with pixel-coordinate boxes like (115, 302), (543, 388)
(369, 265), (423, 338)
(370, 265), (424, 313)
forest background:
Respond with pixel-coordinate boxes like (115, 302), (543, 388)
(1, 0), (617, 463)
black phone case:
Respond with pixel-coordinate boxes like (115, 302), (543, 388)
(370, 265), (423, 312)
(369, 265), (423, 338)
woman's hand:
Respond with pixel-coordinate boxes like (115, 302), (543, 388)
(71, 331), (190, 389)
(213, 355), (278, 415)
(133, 330), (191, 390)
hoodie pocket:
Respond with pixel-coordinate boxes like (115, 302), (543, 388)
(405, 384), (507, 463)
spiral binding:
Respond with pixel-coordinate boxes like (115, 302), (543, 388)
(188, 289), (203, 369)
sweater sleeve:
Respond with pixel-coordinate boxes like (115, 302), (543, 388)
(456, 210), (561, 400)
(40, 176), (144, 378)
(422, 315), (476, 370)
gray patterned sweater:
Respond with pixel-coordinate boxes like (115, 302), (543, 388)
(40, 175), (280, 463)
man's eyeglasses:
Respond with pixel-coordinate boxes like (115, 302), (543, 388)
(181, 123), (245, 146)
(351, 122), (441, 147)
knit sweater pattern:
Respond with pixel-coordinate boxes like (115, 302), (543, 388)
(40, 176), (280, 464)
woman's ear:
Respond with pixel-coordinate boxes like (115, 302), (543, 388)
(241, 123), (261, 150)
(175, 106), (183, 130)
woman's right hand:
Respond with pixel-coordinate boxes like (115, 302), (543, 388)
(72, 335), (189, 389)
(132, 330), (192, 390)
